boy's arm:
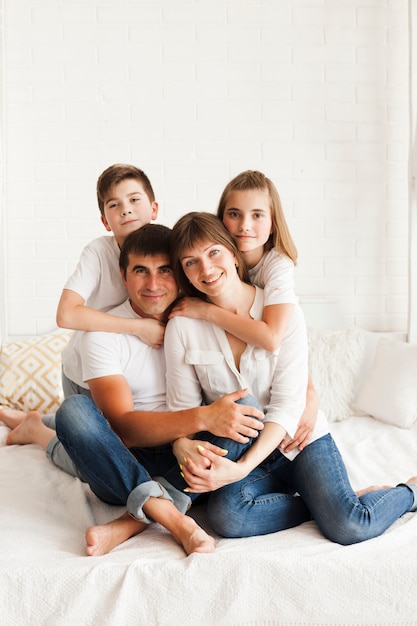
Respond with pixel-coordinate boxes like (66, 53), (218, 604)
(57, 288), (165, 348)
(169, 298), (293, 352)
(87, 376), (264, 448)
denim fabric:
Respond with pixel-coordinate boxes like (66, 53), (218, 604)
(208, 433), (416, 544)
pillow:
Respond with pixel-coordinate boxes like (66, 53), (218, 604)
(0, 329), (72, 414)
(353, 337), (417, 428)
(307, 327), (366, 422)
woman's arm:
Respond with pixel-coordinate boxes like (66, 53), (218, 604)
(169, 298), (293, 352)
(57, 288), (165, 348)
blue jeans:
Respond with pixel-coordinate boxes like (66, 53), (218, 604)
(55, 394), (262, 523)
(208, 433), (417, 544)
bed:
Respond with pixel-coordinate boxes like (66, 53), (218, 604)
(1, 326), (417, 625)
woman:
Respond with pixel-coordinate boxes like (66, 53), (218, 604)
(165, 211), (417, 543)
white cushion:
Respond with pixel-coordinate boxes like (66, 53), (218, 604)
(353, 337), (417, 428)
(307, 327), (365, 422)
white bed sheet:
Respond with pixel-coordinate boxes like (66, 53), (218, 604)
(1, 416), (417, 626)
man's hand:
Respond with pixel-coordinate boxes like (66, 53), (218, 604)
(203, 389), (264, 444)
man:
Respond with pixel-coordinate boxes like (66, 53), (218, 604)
(1, 224), (264, 556)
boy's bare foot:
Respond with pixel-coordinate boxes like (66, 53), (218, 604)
(0, 407), (28, 430)
(85, 512), (147, 556)
(5, 411), (54, 449)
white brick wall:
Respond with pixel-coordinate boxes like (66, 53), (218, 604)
(0, 0), (410, 339)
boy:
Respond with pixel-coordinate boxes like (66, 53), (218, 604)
(57, 163), (165, 396)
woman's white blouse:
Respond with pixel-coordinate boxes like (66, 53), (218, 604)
(165, 286), (329, 458)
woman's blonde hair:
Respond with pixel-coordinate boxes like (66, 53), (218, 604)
(216, 170), (298, 264)
(171, 212), (250, 300)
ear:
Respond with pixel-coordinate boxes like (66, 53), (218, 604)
(151, 201), (159, 221)
(101, 214), (112, 232)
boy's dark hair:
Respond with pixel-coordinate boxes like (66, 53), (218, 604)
(119, 224), (172, 277)
(97, 164), (155, 216)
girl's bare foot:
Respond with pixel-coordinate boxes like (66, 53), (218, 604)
(85, 512), (147, 556)
(0, 407), (28, 430)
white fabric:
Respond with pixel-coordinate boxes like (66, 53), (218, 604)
(62, 236), (127, 388)
(354, 337), (417, 428)
(248, 248), (298, 305)
(80, 299), (167, 411)
(307, 327), (366, 421)
(1, 413), (416, 625)
(165, 287), (329, 460)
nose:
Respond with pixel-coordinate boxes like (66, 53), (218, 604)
(200, 256), (213, 273)
(145, 273), (161, 290)
(120, 202), (132, 216)
(239, 217), (251, 231)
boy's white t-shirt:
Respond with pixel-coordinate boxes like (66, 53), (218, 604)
(61, 236), (128, 387)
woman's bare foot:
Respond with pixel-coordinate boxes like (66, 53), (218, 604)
(0, 407), (28, 429)
(356, 484), (392, 497)
(85, 512), (147, 556)
(170, 516), (216, 555)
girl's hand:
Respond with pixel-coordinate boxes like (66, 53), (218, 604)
(180, 445), (248, 493)
(134, 318), (165, 348)
(172, 438), (227, 473)
(168, 297), (211, 320)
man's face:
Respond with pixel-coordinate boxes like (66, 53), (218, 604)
(121, 253), (178, 320)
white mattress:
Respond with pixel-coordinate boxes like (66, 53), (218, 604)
(1, 415), (417, 626)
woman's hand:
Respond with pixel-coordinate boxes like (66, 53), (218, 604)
(172, 437), (228, 472)
(180, 445), (248, 493)
(168, 297), (211, 320)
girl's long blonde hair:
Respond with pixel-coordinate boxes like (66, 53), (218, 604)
(216, 170), (298, 265)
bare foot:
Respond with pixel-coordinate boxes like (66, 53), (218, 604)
(5, 411), (49, 447)
(0, 407), (28, 430)
(171, 517), (216, 555)
(356, 485), (392, 497)
(406, 476), (417, 486)
(85, 512), (147, 556)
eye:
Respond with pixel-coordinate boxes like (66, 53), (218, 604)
(160, 267), (173, 274)
(254, 212), (264, 219)
(184, 259), (196, 267)
(209, 248), (220, 257)
(226, 210), (239, 219)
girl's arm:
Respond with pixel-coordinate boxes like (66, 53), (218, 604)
(57, 288), (165, 348)
(169, 297), (293, 352)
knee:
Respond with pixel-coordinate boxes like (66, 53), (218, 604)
(56, 394), (98, 438)
(318, 515), (371, 546)
(207, 490), (247, 538)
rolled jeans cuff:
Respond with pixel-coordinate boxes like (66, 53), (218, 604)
(399, 482), (417, 512)
(127, 480), (175, 524)
(155, 476), (192, 515)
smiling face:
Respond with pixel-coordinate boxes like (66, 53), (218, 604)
(180, 239), (239, 300)
(101, 179), (158, 246)
(221, 189), (273, 267)
(121, 252), (178, 320)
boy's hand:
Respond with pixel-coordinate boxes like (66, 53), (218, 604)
(134, 318), (165, 348)
(204, 389), (264, 444)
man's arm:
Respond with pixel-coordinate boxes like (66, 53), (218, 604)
(87, 376), (264, 448)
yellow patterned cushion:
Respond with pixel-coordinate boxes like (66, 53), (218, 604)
(0, 330), (72, 413)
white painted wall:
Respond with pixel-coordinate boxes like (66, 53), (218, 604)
(0, 0), (410, 339)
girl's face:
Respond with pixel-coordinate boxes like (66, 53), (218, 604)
(180, 239), (239, 299)
(222, 189), (273, 257)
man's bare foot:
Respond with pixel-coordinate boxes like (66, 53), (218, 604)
(170, 516), (216, 555)
(356, 484), (392, 497)
(0, 407), (28, 430)
(85, 512), (147, 556)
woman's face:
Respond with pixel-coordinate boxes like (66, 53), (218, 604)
(180, 239), (239, 299)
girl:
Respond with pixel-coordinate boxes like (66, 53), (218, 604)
(170, 170), (316, 452)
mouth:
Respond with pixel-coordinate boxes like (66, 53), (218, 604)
(122, 219), (138, 226)
(202, 272), (223, 285)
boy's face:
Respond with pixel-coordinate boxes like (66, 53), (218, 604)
(121, 252), (178, 321)
(101, 179), (158, 246)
